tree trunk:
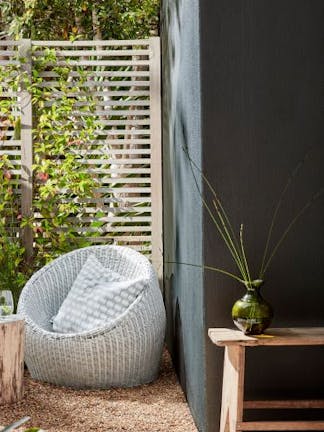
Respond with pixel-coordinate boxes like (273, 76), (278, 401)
(0, 318), (25, 404)
(92, 7), (102, 41)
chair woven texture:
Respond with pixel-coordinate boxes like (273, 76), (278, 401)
(17, 245), (166, 388)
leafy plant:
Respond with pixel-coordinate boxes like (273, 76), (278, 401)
(29, 48), (101, 268)
(0, 37), (153, 297)
(183, 146), (324, 289)
(0, 0), (159, 41)
(0, 47), (102, 289)
(0, 156), (29, 308)
(0, 416), (43, 432)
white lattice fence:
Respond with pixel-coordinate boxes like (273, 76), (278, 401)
(0, 41), (32, 246)
(0, 38), (162, 277)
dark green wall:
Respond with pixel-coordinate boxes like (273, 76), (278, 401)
(201, 1), (324, 430)
(162, 1), (324, 431)
(161, 0), (206, 431)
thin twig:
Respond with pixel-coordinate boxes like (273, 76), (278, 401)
(183, 145), (248, 281)
(212, 200), (248, 280)
(259, 146), (314, 277)
(262, 187), (324, 275)
(166, 260), (245, 284)
(239, 224), (252, 285)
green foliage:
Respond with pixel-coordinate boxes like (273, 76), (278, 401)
(0, 0), (159, 41)
(0, 416), (43, 432)
(24, 429), (42, 432)
(0, 156), (29, 308)
(29, 49), (100, 267)
(0, 0), (160, 299)
(0, 0), (158, 315)
(0, 47), (102, 296)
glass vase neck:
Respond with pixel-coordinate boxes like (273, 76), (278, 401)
(244, 279), (264, 291)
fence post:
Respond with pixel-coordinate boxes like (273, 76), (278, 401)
(19, 39), (33, 263)
(149, 37), (163, 285)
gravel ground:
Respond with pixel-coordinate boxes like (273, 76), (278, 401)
(0, 349), (197, 432)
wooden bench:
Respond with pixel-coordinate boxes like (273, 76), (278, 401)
(208, 327), (324, 431)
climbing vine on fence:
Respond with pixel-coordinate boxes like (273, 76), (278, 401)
(0, 37), (162, 304)
(30, 48), (102, 267)
(0, 47), (101, 294)
(0, 155), (29, 306)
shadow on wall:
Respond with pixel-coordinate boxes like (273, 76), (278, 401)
(162, 0), (192, 394)
(165, 102), (191, 382)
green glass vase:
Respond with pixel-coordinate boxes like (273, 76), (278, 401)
(231, 284), (273, 335)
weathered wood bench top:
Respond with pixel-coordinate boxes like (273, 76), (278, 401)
(208, 327), (324, 347)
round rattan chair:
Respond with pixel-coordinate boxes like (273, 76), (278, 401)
(17, 245), (166, 388)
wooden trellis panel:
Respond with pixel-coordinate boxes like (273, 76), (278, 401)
(0, 38), (162, 278)
(0, 40), (33, 259)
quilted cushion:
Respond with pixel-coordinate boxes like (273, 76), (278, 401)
(53, 254), (147, 333)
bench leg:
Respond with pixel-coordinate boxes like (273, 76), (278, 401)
(220, 345), (245, 432)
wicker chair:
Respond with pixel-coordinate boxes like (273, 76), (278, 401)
(17, 246), (166, 388)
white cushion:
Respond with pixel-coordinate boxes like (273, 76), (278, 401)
(53, 254), (147, 333)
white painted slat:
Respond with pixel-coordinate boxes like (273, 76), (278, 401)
(59, 186), (150, 194)
(34, 49), (150, 57)
(51, 90), (150, 97)
(19, 39), (33, 260)
(73, 206), (151, 213)
(87, 168), (151, 174)
(88, 139), (150, 145)
(95, 129), (151, 136)
(71, 110), (150, 116)
(0, 92), (20, 97)
(33, 40), (150, 47)
(63, 196), (152, 204)
(38, 80), (150, 88)
(99, 177), (151, 184)
(0, 50), (17, 56)
(40, 130), (150, 138)
(84, 235), (151, 241)
(0, 122), (17, 128)
(0, 41), (21, 46)
(0, 60), (20, 65)
(74, 149), (151, 155)
(53, 60), (150, 67)
(44, 100), (150, 107)
(0, 140), (21, 147)
(66, 216), (152, 223)
(58, 226), (151, 233)
(39, 70), (150, 78)
(0, 170), (22, 175)
(80, 158), (151, 165)
(40, 239), (151, 252)
(0, 159), (21, 166)
(0, 150), (21, 155)
(94, 187), (151, 193)
(126, 245), (152, 252)
(98, 119), (150, 126)
(0, 130), (16, 136)
(149, 37), (163, 281)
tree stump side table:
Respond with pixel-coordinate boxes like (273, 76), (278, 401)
(208, 327), (324, 432)
(0, 316), (25, 404)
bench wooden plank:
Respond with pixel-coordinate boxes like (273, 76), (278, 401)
(237, 421), (324, 431)
(208, 327), (324, 346)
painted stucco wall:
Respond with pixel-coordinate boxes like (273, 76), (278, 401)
(201, 1), (324, 429)
(161, 0), (205, 431)
(162, 1), (324, 431)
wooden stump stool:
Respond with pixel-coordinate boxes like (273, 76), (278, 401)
(0, 316), (25, 404)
